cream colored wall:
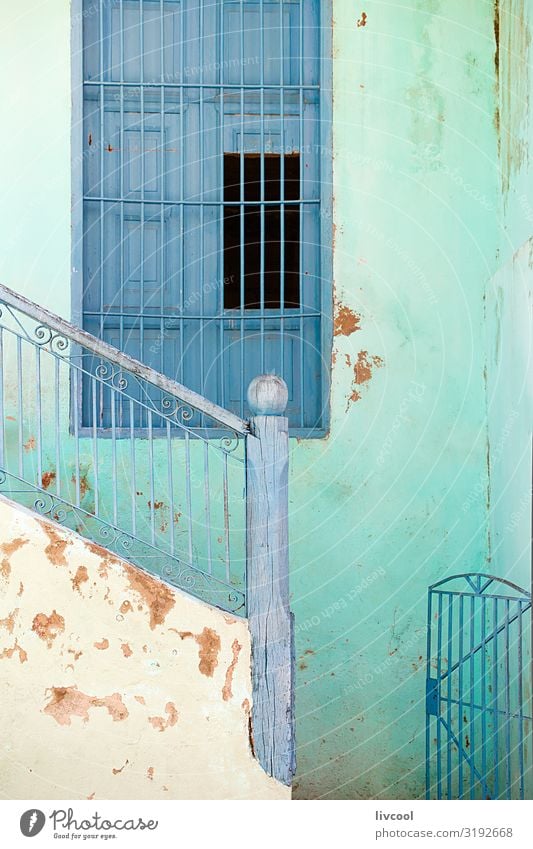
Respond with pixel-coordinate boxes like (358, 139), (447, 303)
(0, 496), (289, 800)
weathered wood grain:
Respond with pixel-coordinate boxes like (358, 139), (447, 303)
(246, 388), (294, 786)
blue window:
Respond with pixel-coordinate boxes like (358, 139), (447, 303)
(74, 0), (331, 433)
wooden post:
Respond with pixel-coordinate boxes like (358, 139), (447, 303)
(246, 375), (295, 786)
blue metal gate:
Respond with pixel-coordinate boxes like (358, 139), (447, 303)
(426, 574), (532, 799)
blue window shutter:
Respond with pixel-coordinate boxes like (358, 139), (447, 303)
(81, 0), (328, 433)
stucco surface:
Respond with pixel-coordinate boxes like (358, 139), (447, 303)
(0, 496), (289, 800)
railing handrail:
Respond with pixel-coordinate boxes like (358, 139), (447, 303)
(0, 283), (249, 435)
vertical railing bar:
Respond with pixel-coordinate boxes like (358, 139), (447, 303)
(223, 451), (230, 583)
(446, 594), (453, 800)
(259, 0), (265, 375)
(469, 595), (475, 798)
(481, 595), (488, 797)
(185, 431), (193, 565)
(199, 0), (206, 411)
(239, 0), (245, 417)
(219, 0), (225, 407)
(99, 0), (105, 347)
(517, 600), (525, 800)
(0, 328), (4, 467)
(203, 442), (213, 575)
(35, 346), (43, 487)
(54, 356), (61, 496)
(167, 421), (175, 555)
(119, 0), (125, 359)
(17, 337), (23, 479)
(492, 597), (500, 799)
(73, 367), (81, 506)
(160, 0), (165, 380)
(179, 1), (185, 384)
(279, 0), (285, 380)
(458, 594), (464, 799)
(111, 386), (117, 524)
(298, 0), (304, 427)
(140, 0), (146, 374)
(148, 409), (155, 545)
(130, 398), (136, 536)
(92, 377), (99, 516)
(436, 592), (443, 799)
(504, 597), (511, 798)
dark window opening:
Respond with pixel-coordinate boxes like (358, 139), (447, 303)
(223, 154), (300, 310)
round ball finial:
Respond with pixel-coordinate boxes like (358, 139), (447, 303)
(247, 374), (289, 415)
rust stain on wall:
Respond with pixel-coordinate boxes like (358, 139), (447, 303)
(39, 522), (70, 567)
(123, 563), (175, 629)
(43, 686), (129, 725)
(120, 600), (133, 615)
(148, 701), (179, 732)
(179, 627), (221, 677)
(94, 638), (109, 650)
(41, 471), (56, 490)
(32, 610), (65, 648)
(0, 608), (19, 634)
(72, 471), (91, 500)
(357, 11), (368, 28)
(147, 767), (154, 780)
(17, 582), (24, 596)
(334, 303), (361, 337)
(121, 643), (133, 658)
(23, 436), (36, 453)
(134, 695), (146, 705)
(222, 639), (242, 701)
(71, 565), (89, 594)
(0, 639), (27, 663)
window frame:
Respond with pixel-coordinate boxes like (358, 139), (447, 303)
(70, 0), (333, 438)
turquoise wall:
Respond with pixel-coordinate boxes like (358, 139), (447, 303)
(0, 0), (531, 799)
(291, 0), (532, 799)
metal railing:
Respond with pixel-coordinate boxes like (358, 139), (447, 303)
(0, 283), (248, 614)
(426, 573), (532, 800)
(0, 281), (295, 785)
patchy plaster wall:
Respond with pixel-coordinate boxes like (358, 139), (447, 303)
(0, 496), (288, 800)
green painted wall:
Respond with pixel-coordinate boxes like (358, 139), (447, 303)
(291, 0), (531, 799)
(0, 0), (530, 799)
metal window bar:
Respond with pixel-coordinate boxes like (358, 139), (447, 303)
(81, 0), (325, 433)
(0, 283), (247, 614)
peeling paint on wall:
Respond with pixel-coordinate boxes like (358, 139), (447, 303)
(179, 627), (221, 677)
(222, 639), (243, 701)
(40, 522), (70, 567)
(346, 351), (384, 406)
(123, 563), (175, 629)
(32, 610), (65, 648)
(334, 303), (361, 337)
(1, 537), (28, 579)
(148, 702), (179, 732)
(43, 686), (129, 726)
(71, 565), (89, 593)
